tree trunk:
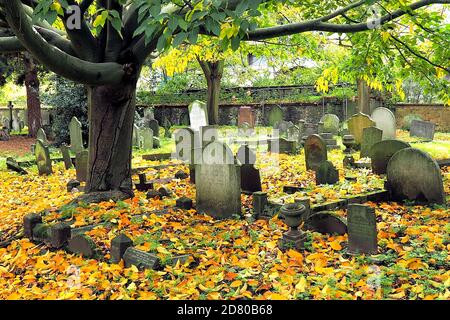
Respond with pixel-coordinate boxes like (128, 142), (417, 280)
(23, 52), (42, 138)
(80, 81), (137, 203)
(357, 79), (370, 114)
(199, 60), (224, 125)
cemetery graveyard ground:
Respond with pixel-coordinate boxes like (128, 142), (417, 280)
(0, 113), (449, 300)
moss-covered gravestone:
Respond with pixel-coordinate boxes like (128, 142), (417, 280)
(68, 234), (98, 258)
(268, 105), (283, 127)
(347, 112), (376, 146)
(304, 134), (327, 171)
(360, 126), (382, 158)
(320, 114), (340, 135)
(386, 148), (445, 204)
(315, 160), (339, 185)
(35, 139), (52, 175)
(36, 128), (48, 145)
(347, 204), (377, 255)
(140, 127), (153, 150)
(369, 139), (410, 174)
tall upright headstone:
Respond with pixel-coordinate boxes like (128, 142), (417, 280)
(69, 117), (84, 154)
(304, 134), (327, 171)
(173, 128), (197, 164)
(347, 112), (376, 146)
(371, 107), (396, 140)
(188, 101), (208, 131)
(360, 126), (383, 158)
(148, 119), (160, 138)
(60, 144), (73, 170)
(140, 127), (154, 150)
(35, 139), (52, 175)
(237, 145), (261, 194)
(196, 142), (241, 219)
(200, 125), (219, 147)
(75, 149), (89, 182)
(132, 124), (140, 148)
(347, 204), (377, 255)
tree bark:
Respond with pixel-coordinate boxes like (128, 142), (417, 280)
(357, 78), (370, 114)
(23, 52), (42, 138)
(83, 81), (137, 201)
(199, 60), (224, 125)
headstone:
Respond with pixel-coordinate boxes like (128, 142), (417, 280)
(6, 157), (28, 174)
(200, 125), (219, 147)
(236, 144), (256, 165)
(132, 124), (140, 148)
(386, 148), (445, 204)
(0, 128), (9, 141)
(23, 213), (42, 239)
(148, 119), (160, 137)
(304, 134), (327, 171)
(123, 247), (161, 270)
(315, 160), (339, 185)
(320, 114), (340, 134)
(347, 112), (376, 145)
(360, 126), (382, 158)
(402, 114), (423, 130)
(252, 192), (268, 218)
(36, 128), (48, 145)
(50, 222), (71, 248)
(268, 105), (283, 127)
(371, 107), (396, 140)
(287, 125), (301, 143)
(188, 100), (208, 131)
(238, 106), (255, 128)
(303, 123), (319, 137)
(240, 163), (262, 194)
(173, 128), (196, 164)
(319, 132), (339, 150)
(369, 140), (410, 174)
(275, 120), (293, 138)
(35, 139), (52, 175)
(140, 127), (154, 150)
(60, 144), (73, 170)
(69, 117), (84, 154)
(67, 179), (80, 192)
(268, 138), (296, 154)
(305, 212), (347, 235)
(135, 173), (153, 191)
(410, 120), (436, 141)
(110, 234), (133, 263)
(347, 204), (377, 255)
(195, 142), (241, 219)
(176, 197), (193, 210)
(75, 150), (89, 182)
(68, 234), (97, 258)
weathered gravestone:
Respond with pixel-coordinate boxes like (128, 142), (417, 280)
(347, 204), (377, 255)
(386, 148), (445, 204)
(275, 120), (293, 138)
(188, 100), (208, 131)
(320, 114), (340, 135)
(6, 157), (28, 174)
(268, 105), (283, 127)
(237, 145), (261, 194)
(196, 142), (241, 219)
(110, 234), (134, 263)
(132, 124), (140, 148)
(410, 120), (436, 141)
(319, 133), (339, 150)
(303, 122), (319, 137)
(347, 112), (376, 146)
(315, 160), (339, 185)
(268, 137), (296, 154)
(75, 150), (89, 182)
(36, 128), (48, 145)
(68, 234), (97, 258)
(360, 126), (383, 158)
(304, 134), (327, 171)
(173, 128), (197, 164)
(287, 125), (301, 143)
(305, 211), (347, 235)
(252, 192), (268, 218)
(35, 139), (52, 175)
(371, 107), (396, 140)
(200, 125), (219, 147)
(140, 127), (153, 150)
(148, 119), (160, 137)
(238, 106), (256, 128)
(60, 144), (73, 170)
(69, 117), (84, 154)
(123, 247), (161, 270)
(369, 139), (410, 174)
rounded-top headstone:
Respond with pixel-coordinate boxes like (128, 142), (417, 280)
(268, 106), (284, 127)
(369, 139), (410, 174)
(320, 114), (340, 134)
(304, 134), (328, 171)
(386, 148), (445, 204)
(347, 112), (376, 145)
(371, 107), (396, 140)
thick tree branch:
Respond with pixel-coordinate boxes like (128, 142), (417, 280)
(0, 35), (23, 52)
(2, 0), (125, 86)
(104, 0), (123, 62)
(80, 0), (94, 14)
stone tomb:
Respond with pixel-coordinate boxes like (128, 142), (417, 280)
(347, 204), (377, 255)
(304, 134), (327, 171)
(410, 120), (436, 141)
(386, 148), (445, 204)
(347, 112), (376, 146)
(369, 139), (410, 174)
(195, 142), (241, 219)
(360, 126), (382, 158)
(371, 107), (396, 140)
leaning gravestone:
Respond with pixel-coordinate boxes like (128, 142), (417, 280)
(68, 234), (97, 258)
(360, 126), (383, 158)
(75, 150), (89, 182)
(123, 247), (161, 270)
(140, 127), (153, 150)
(268, 105), (283, 127)
(148, 119), (160, 138)
(36, 128), (48, 145)
(369, 139), (410, 174)
(304, 134), (327, 171)
(320, 114), (340, 135)
(196, 141), (241, 219)
(305, 211), (347, 235)
(315, 160), (339, 185)
(132, 124), (140, 148)
(386, 148), (445, 204)
(69, 117), (84, 154)
(237, 145), (261, 194)
(347, 112), (376, 146)
(410, 120), (436, 141)
(188, 100), (208, 131)
(60, 144), (73, 170)
(110, 234), (134, 263)
(347, 204), (377, 255)
(371, 107), (396, 140)
(35, 139), (52, 175)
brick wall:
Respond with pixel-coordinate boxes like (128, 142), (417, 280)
(394, 104), (450, 132)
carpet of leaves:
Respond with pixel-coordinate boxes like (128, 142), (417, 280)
(0, 150), (448, 300)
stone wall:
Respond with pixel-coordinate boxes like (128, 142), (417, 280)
(394, 104), (450, 132)
(144, 97), (359, 127)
